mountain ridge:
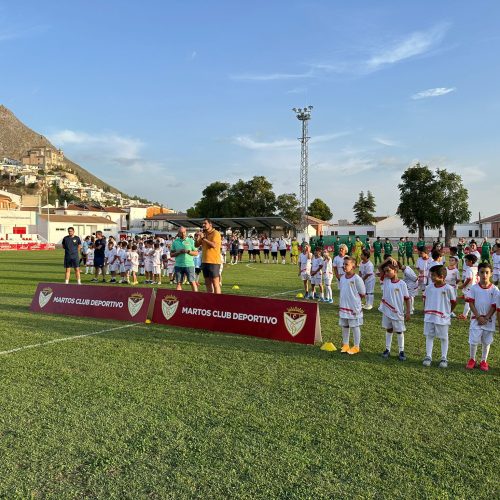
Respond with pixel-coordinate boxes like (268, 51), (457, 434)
(0, 105), (120, 193)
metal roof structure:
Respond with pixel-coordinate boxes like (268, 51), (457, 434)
(159, 216), (296, 232)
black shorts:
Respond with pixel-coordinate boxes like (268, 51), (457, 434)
(271, 251), (278, 258)
(263, 249), (269, 255)
(238, 249), (243, 255)
(201, 263), (221, 279)
(254, 249), (260, 255)
(279, 249), (286, 257)
(64, 256), (80, 269)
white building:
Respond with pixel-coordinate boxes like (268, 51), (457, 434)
(37, 214), (118, 243)
(0, 209), (38, 234)
(54, 203), (128, 230)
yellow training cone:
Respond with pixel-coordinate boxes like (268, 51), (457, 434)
(296, 293), (304, 298)
(232, 285), (240, 290)
(145, 319), (151, 324)
(320, 342), (337, 352)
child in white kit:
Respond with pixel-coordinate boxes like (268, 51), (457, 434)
(444, 256), (460, 317)
(333, 244), (348, 289)
(118, 242), (128, 283)
(85, 244), (95, 275)
(398, 261), (418, 315)
(339, 256), (366, 355)
(152, 243), (162, 284)
(359, 249), (375, 310)
(130, 244), (139, 285)
(322, 250), (334, 304)
(458, 254), (478, 320)
(416, 248), (431, 293)
(378, 257), (410, 361)
(492, 244), (500, 285)
(465, 263), (498, 371)
(422, 265), (457, 368)
(106, 241), (119, 283)
(310, 247), (324, 300)
(298, 244), (312, 299)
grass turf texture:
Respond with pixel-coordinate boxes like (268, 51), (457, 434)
(0, 251), (499, 498)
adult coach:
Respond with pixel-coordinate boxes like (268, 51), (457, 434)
(195, 219), (222, 294)
(170, 226), (198, 292)
(91, 230), (107, 282)
(62, 227), (81, 284)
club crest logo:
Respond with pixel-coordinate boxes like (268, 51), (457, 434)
(38, 287), (53, 308)
(128, 292), (145, 317)
(284, 306), (307, 337)
(161, 295), (179, 321)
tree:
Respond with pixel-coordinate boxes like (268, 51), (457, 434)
(227, 176), (276, 217)
(435, 169), (471, 246)
(276, 193), (302, 226)
(352, 191), (377, 225)
(308, 198), (332, 221)
(187, 181), (231, 217)
(397, 163), (440, 238)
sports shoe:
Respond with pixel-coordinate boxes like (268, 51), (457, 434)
(398, 351), (407, 362)
(422, 356), (432, 367)
(479, 360), (489, 371)
(157, 282), (162, 285)
(328, 299), (334, 304)
(438, 358), (448, 369)
(450, 312), (456, 318)
(364, 304), (373, 310)
(347, 346), (360, 355)
(340, 343), (350, 353)
(110, 279), (116, 283)
(381, 349), (390, 359)
(90, 278), (98, 282)
(465, 358), (476, 370)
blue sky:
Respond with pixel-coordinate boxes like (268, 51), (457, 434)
(1, 0), (499, 220)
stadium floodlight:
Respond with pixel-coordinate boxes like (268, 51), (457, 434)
(292, 105), (313, 231)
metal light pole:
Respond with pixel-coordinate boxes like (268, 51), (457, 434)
(292, 106), (313, 231)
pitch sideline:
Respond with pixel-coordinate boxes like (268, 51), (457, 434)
(0, 323), (139, 357)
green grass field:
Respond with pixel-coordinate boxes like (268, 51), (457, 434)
(0, 250), (498, 498)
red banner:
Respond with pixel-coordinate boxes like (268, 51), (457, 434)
(0, 242), (55, 251)
(152, 290), (322, 345)
(30, 283), (155, 322)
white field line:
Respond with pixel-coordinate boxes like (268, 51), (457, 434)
(0, 323), (139, 357)
(264, 289), (302, 298)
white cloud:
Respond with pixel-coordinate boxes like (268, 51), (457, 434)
(373, 137), (399, 147)
(411, 87), (456, 99)
(366, 23), (449, 69)
(232, 132), (348, 151)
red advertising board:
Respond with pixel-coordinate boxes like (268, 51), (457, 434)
(30, 283), (155, 323)
(152, 290), (322, 345)
(0, 242), (55, 251)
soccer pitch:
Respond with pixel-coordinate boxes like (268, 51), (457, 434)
(0, 251), (498, 498)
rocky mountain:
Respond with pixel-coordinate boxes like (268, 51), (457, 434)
(0, 105), (119, 193)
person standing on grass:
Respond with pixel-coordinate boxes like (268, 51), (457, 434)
(373, 236), (383, 266)
(91, 230), (106, 282)
(195, 219), (222, 294)
(62, 227), (81, 285)
(171, 226), (198, 292)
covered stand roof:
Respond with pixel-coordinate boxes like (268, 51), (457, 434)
(157, 216), (296, 232)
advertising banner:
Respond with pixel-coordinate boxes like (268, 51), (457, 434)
(152, 290), (322, 345)
(0, 242), (55, 251)
(30, 283), (155, 322)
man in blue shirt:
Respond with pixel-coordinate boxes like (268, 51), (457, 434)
(91, 230), (107, 282)
(62, 227), (82, 284)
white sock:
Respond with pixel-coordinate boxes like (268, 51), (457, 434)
(342, 327), (350, 345)
(366, 293), (374, 306)
(65, 280), (69, 284)
(463, 303), (470, 317)
(77, 279), (81, 284)
(397, 333), (404, 351)
(470, 344), (478, 360)
(326, 285), (332, 300)
(352, 326), (361, 347)
(481, 343), (491, 362)
(410, 297), (414, 312)
(441, 338), (449, 359)
(426, 337), (434, 358)
(385, 332), (393, 350)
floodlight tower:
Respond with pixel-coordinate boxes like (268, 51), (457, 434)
(292, 105), (313, 231)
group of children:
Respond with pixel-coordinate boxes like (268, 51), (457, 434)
(301, 241), (500, 371)
(84, 237), (207, 286)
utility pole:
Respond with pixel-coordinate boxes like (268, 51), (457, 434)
(292, 106), (313, 231)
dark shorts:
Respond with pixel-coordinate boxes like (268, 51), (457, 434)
(94, 256), (105, 268)
(254, 249), (260, 255)
(64, 256), (80, 269)
(279, 249), (286, 257)
(175, 266), (196, 283)
(238, 249), (243, 255)
(271, 251), (278, 258)
(263, 249), (269, 255)
(230, 249), (238, 256)
(201, 263), (221, 279)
